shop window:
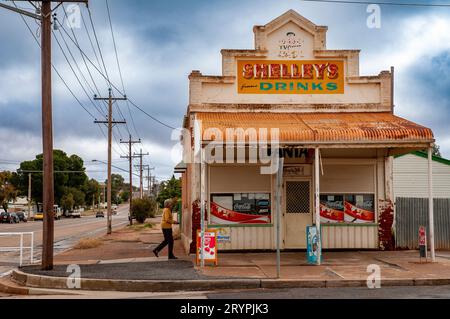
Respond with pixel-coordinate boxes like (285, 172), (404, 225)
(320, 194), (375, 224)
(210, 193), (271, 224)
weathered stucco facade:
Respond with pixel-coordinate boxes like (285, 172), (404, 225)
(179, 10), (434, 253)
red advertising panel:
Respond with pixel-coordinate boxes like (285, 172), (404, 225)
(320, 195), (344, 223)
(210, 193), (271, 224)
(320, 194), (375, 224)
(344, 197), (375, 223)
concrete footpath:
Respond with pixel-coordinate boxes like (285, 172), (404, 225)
(2, 219), (450, 294)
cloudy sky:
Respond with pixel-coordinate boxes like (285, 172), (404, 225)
(1, 0), (450, 185)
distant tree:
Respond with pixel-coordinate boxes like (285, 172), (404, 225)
(0, 171), (18, 212)
(432, 144), (442, 157)
(13, 150), (88, 204)
(61, 193), (75, 213)
(156, 175), (181, 208)
(106, 174), (125, 204)
(84, 179), (100, 208)
(63, 187), (85, 208)
(120, 190), (130, 203)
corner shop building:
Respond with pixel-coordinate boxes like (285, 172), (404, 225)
(178, 10), (434, 253)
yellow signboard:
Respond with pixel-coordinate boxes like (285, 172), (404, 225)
(237, 60), (344, 94)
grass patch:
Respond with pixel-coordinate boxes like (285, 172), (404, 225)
(127, 223), (154, 231)
(74, 238), (103, 249)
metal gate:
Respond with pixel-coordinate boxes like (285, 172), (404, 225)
(395, 197), (450, 250)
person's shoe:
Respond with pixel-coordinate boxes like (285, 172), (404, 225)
(152, 249), (159, 258)
(168, 255), (178, 260)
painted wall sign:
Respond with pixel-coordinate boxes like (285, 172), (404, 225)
(237, 60), (344, 94)
(283, 166), (305, 177)
(196, 229), (218, 266)
(278, 32), (305, 59)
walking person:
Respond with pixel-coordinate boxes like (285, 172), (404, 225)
(153, 198), (179, 259)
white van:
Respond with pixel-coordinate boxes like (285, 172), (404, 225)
(53, 205), (63, 220)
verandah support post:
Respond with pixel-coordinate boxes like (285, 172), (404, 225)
(315, 147), (321, 265)
(275, 157), (284, 279)
(428, 147), (436, 262)
(200, 147), (206, 267)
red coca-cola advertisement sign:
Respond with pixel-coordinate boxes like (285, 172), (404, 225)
(210, 202), (271, 224)
(320, 203), (345, 223)
(320, 195), (344, 223)
(344, 202), (375, 223)
(210, 193), (271, 224)
(320, 194), (375, 224)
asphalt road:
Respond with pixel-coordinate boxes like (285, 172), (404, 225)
(0, 205), (130, 270)
(204, 285), (450, 299)
(2, 285), (450, 299)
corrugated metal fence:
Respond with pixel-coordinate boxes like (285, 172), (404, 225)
(395, 197), (450, 250)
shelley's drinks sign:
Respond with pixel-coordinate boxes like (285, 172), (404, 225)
(237, 60), (344, 94)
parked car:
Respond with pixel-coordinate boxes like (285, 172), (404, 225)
(16, 211), (28, 222)
(96, 211), (105, 218)
(9, 213), (20, 223)
(34, 212), (44, 221)
(1, 212), (14, 224)
(67, 210), (81, 218)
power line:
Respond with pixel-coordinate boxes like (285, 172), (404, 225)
(86, 5), (111, 88)
(54, 14), (98, 100)
(56, 13), (134, 141)
(105, 0), (141, 139)
(14, 3), (97, 120)
(60, 4), (107, 115)
(300, 0), (450, 7)
(52, 26), (106, 119)
(80, 8), (104, 83)
(57, 16), (178, 130)
(97, 123), (127, 157)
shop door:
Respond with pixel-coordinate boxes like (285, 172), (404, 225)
(284, 179), (312, 249)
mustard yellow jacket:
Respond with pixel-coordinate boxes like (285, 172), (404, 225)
(161, 208), (174, 229)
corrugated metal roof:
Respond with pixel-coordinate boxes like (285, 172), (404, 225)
(196, 112), (434, 144)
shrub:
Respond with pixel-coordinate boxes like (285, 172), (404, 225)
(132, 197), (157, 223)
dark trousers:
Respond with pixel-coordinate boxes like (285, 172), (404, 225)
(155, 228), (174, 257)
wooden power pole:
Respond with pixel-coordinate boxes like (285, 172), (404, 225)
(28, 173), (32, 219)
(0, 0), (89, 270)
(120, 135), (140, 225)
(133, 149), (149, 199)
(143, 165), (154, 197)
(94, 88), (126, 234)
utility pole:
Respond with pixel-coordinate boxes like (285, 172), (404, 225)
(120, 135), (140, 225)
(133, 149), (149, 199)
(1, 0), (89, 270)
(28, 173), (32, 219)
(94, 88), (126, 234)
(152, 176), (157, 197)
(143, 165), (154, 197)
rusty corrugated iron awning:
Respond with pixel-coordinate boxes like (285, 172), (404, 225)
(196, 112), (434, 144)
